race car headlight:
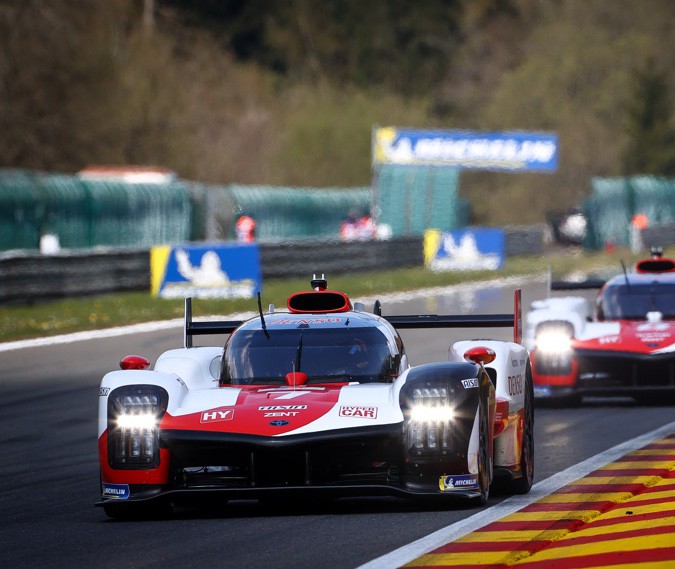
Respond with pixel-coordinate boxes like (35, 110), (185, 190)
(107, 385), (168, 469)
(407, 387), (454, 454)
(535, 323), (574, 356)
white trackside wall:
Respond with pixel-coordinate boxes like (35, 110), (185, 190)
(449, 340), (529, 469)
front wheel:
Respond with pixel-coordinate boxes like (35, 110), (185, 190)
(474, 399), (491, 505)
(504, 362), (535, 494)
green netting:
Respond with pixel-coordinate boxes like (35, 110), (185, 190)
(227, 185), (372, 240)
(0, 170), (192, 251)
(0, 170), (50, 251)
(38, 175), (92, 248)
(0, 169), (378, 250)
(374, 165), (463, 236)
(583, 176), (675, 249)
(632, 176), (675, 225)
(81, 179), (191, 247)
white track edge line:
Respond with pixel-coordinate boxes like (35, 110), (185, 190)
(357, 419), (675, 569)
(0, 275), (541, 353)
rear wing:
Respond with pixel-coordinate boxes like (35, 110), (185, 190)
(183, 289), (524, 347)
(383, 289), (523, 344)
(550, 279), (605, 291)
(183, 298), (243, 348)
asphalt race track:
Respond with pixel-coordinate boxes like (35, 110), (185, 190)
(1, 278), (674, 568)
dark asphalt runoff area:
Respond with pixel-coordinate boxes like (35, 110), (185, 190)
(1, 278), (673, 568)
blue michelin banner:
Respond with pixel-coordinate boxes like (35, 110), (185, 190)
(373, 127), (558, 171)
(425, 228), (505, 271)
(151, 243), (262, 299)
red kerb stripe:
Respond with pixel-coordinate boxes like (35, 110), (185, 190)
(520, 501), (617, 513)
(553, 483), (646, 494)
(433, 540), (552, 554)
(585, 468), (669, 477)
(511, 546), (675, 569)
(584, 509), (675, 529)
(547, 524), (675, 549)
(479, 519), (584, 533)
(612, 454), (675, 462)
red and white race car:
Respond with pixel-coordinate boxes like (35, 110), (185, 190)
(525, 249), (675, 405)
(97, 277), (534, 518)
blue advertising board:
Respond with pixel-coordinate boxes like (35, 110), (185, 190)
(373, 127), (558, 171)
(425, 228), (505, 271)
(151, 243), (261, 299)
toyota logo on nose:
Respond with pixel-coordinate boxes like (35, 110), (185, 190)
(269, 420), (289, 427)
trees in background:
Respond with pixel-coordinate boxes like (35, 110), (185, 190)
(623, 59), (675, 177)
(0, 0), (674, 224)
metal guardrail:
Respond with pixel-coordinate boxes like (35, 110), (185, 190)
(259, 237), (422, 279)
(0, 228), (543, 304)
(0, 239), (422, 304)
(0, 248), (150, 304)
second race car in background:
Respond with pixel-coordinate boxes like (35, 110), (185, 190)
(525, 248), (675, 405)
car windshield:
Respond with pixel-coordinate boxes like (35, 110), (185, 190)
(600, 283), (675, 319)
(221, 326), (397, 385)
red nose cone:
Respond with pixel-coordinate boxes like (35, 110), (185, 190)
(285, 371), (308, 386)
(120, 355), (151, 370)
(463, 346), (496, 365)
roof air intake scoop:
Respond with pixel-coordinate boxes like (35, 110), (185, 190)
(287, 274), (352, 313)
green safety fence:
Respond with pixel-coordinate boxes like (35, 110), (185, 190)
(1, 166), (471, 251)
(584, 176), (675, 249)
(374, 165), (466, 236)
(0, 171), (192, 251)
(0, 170), (44, 250)
(226, 185), (372, 241)
(0, 170), (374, 251)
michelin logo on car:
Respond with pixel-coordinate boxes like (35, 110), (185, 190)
(439, 474), (479, 492)
(102, 483), (130, 499)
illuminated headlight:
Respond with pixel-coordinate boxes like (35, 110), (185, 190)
(535, 329), (573, 355)
(410, 405), (455, 423)
(107, 386), (168, 469)
(407, 387), (454, 453)
(117, 412), (158, 430)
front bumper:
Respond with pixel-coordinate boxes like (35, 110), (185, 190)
(98, 423), (483, 505)
(534, 348), (675, 398)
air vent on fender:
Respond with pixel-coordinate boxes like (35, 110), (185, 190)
(287, 290), (352, 313)
(636, 258), (675, 273)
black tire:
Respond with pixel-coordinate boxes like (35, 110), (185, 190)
(503, 361), (535, 495)
(103, 499), (172, 520)
(474, 399), (490, 505)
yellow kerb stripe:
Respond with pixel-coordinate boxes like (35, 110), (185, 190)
(564, 564), (675, 569)
(588, 502), (675, 520)
(404, 550), (527, 567)
(457, 529), (569, 542)
(571, 516), (675, 538)
(597, 460), (674, 469)
(501, 510), (599, 522)
(539, 492), (633, 503)
(573, 476), (661, 486)
(518, 533), (675, 561)
(630, 449), (675, 456)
